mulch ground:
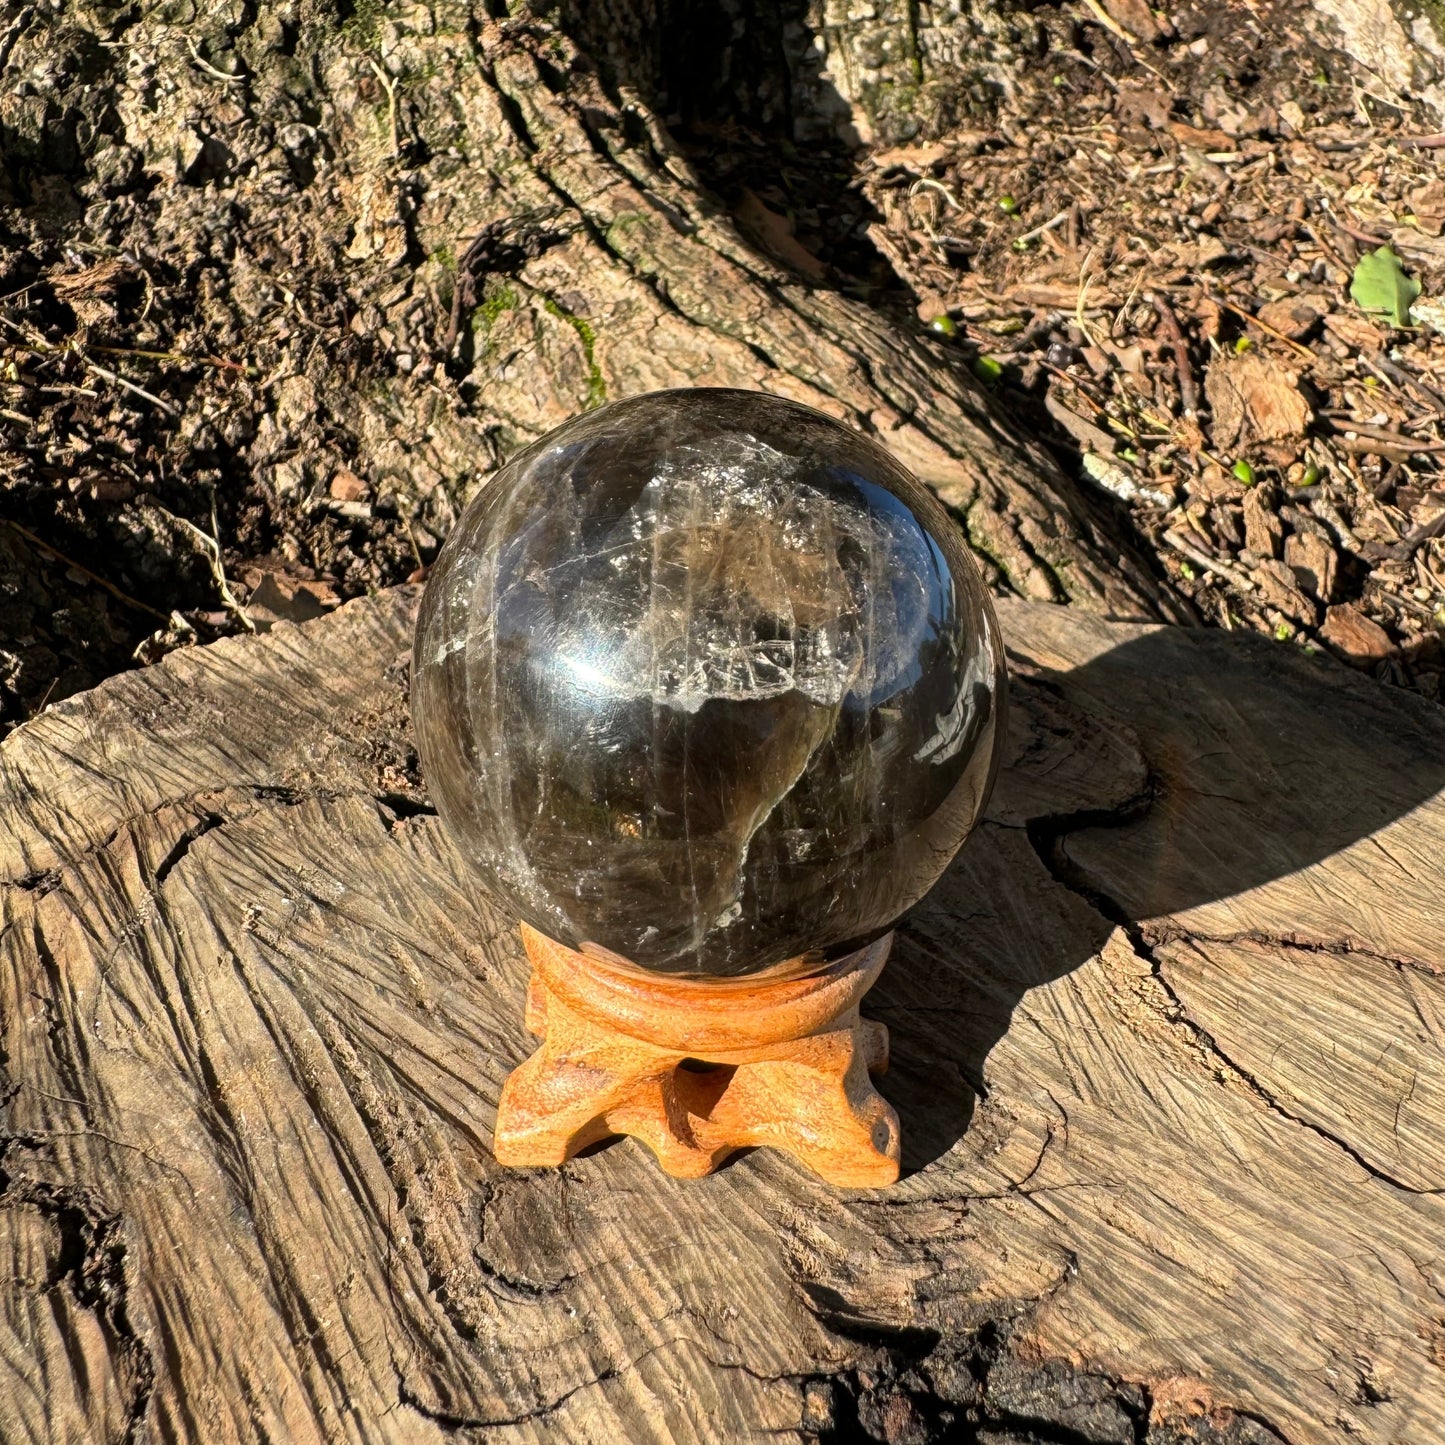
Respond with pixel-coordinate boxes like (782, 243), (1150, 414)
(2, 0), (1443, 733)
(847, 0), (1445, 699)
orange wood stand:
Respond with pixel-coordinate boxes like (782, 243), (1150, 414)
(493, 924), (901, 1187)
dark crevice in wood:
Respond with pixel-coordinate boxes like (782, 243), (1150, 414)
(30, 919), (84, 1100)
(151, 810), (226, 888)
(1139, 921), (1443, 980)
(0, 1176), (156, 1441)
(398, 1363), (621, 1431)
(5, 867), (61, 895)
(374, 791), (437, 823)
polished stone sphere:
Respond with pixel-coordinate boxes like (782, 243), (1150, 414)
(412, 389), (1006, 980)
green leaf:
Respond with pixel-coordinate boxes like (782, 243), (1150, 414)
(1233, 459), (1256, 486)
(1350, 246), (1421, 327)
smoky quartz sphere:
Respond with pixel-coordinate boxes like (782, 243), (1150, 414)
(412, 389), (1006, 981)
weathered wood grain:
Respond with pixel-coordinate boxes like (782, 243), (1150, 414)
(2, 591), (1443, 1443)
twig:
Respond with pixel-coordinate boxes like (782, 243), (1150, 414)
(367, 57), (401, 160)
(186, 36), (246, 83)
(908, 177), (964, 213)
(89, 343), (245, 373)
(1163, 529), (1258, 594)
(1399, 134), (1445, 149)
(1310, 497), (1364, 555)
(1, 519), (170, 621)
(1014, 210), (1072, 246)
(1322, 418), (1445, 453)
(1300, 223), (1351, 278)
(1080, 0), (1136, 42)
(1364, 353), (1445, 415)
(1382, 508), (1445, 563)
(1334, 435), (1419, 464)
(1151, 293), (1198, 417)
(1210, 293), (1314, 359)
(1376, 586), (1441, 620)
(158, 501), (255, 633)
(1332, 218), (1392, 248)
(6, 336), (239, 373)
(82, 360), (180, 416)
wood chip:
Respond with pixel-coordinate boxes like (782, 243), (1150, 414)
(1254, 298), (1322, 341)
(1284, 530), (1338, 603)
(1320, 602), (1394, 661)
(1205, 353), (1311, 447)
(1243, 485), (1283, 558)
(1253, 557), (1318, 624)
(1322, 311), (1387, 351)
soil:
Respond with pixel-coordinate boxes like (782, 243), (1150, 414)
(2, 0), (1444, 736)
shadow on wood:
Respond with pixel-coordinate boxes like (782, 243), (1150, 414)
(3, 590), (1444, 1443)
(882, 606), (1445, 1175)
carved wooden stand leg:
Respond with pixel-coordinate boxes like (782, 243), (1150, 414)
(494, 926), (900, 1188)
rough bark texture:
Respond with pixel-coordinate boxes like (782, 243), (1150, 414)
(2, 0), (1193, 638)
(787, 0), (1445, 139)
(3, 585), (1445, 1443)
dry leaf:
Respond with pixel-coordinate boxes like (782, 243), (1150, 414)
(329, 468), (370, 502)
(1205, 353), (1311, 447)
(1101, 0), (1166, 40)
(245, 571), (340, 632)
(1116, 88), (1172, 130)
(870, 141), (958, 172)
(733, 189), (828, 282)
(1407, 180), (1445, 237)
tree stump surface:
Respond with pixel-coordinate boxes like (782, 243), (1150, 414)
(3, 588), (1444, 1444)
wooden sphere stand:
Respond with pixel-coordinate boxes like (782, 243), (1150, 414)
(494, 924), (901, 1187)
